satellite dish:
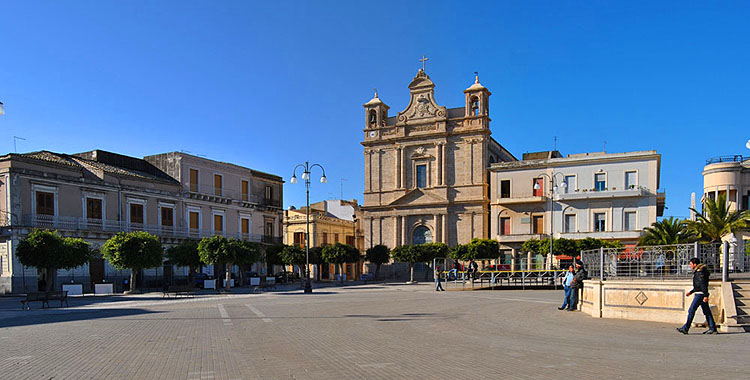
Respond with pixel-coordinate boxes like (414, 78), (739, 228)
(746, 139), (750, 149)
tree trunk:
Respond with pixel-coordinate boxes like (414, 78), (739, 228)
(375, 264), (381, 280)
(225, 263), (232, 292)
(409, 264), (414, 283)
(129, 269), (137, 292)
(188, 265), (196, 289)
(45, 267), (55, 292)
(339, 263), (345, 284)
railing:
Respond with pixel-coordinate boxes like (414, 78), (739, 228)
(580, 243), (723, 279)
(20, 214), (282, 243)
(706, 155), (747, 165)
(185, 184), (281, 208)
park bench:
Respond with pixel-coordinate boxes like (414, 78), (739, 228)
(20, 291), (69, 310)
(162, 284), (195, 298)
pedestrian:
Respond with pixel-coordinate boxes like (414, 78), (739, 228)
(558, 265), (575, 310)
(434, 266), (444, 291)
(471, 259), (479, 280)
(567, 260), (587, 311)
(676, 258), (717, 335)
(465, 260), (473, 281)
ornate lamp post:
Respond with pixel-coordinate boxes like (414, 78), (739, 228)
(291, 161), (327, 294)
(534, 172), (567, 270)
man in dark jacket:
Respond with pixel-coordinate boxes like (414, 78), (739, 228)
(676, 258), (717, 334)
(567, 260), (587, 311)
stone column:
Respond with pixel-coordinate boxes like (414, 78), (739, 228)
(401, 148), (407, 189)
(402, 216), (408, 245)
(395, 147), (401, 189)
(393, 216), (399, 247)
(527, 251), (533, 271)
(441, 214), (447, 244)
(442, 143), (447, 186)
(510, 248), (517, 270)
(437, 143), (443, 186)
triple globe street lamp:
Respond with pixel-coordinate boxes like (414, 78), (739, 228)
(290, 161), (327, 294)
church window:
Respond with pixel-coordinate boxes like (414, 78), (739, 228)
(412, 226), (432, 245)
(369, 110), (377, 126)
(470, 96), (479, 116)
(416, 164), (427, 188)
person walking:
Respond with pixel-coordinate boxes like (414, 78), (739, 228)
(676, 258), (717, 335)
(471, 259), (479, 280)
(559, 265), (575, 310)
(567, 260), (587, 311)
(434, 266), (445, 291)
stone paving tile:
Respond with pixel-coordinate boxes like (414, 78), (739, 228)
(0, 284), (748, 379)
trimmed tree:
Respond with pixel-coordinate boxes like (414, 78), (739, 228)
(16, 229), (92, 292)
(415, 242), (449, 281)
(232, 240), (262, 286)
(280, 244), (307, 283)
(391, 245), (421, 283)
(321, 243), (360, 284)
(365, 245), (390, 280)
(264, 243), (285, 275)
(165, 240), (201, 287)
(309, 246), (324, 281)
(101, 231), (163, 293)
(197, 235), (235, 291)
(553, 238), (579, 257)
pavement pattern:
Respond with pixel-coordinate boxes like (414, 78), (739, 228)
(0, 283), (748, 380)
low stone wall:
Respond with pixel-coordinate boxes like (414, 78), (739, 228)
(580, 279), (723, 326)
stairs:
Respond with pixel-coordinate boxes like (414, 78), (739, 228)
(728, 282), (750, 332)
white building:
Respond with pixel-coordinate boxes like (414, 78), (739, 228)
(489, 150), (664, 268)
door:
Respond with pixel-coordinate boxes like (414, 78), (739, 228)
(532, 215), (544, 234)
(89, 258), (104, 289)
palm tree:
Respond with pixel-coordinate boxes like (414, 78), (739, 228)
(638, 217), (695, 246)
(688, 194), (750, 242)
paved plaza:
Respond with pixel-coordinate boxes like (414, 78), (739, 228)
(0, 284), (748, 380)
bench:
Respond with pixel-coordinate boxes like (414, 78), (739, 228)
(162, 284), (194, 298)
(21, 291), (69, 310)
(360, 273), (374, 282)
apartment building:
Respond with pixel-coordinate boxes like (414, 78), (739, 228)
(489, 150), (664, 267)
(0, 149), (283, 294)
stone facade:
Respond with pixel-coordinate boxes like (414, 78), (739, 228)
(361, 69), (515, 249)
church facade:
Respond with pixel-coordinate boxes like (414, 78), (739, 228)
(361, 68), (515, 249)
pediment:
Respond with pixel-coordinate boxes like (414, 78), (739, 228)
(397, 71), (447, 124)
(389, 188), (448, 206)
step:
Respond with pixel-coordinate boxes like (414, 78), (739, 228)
(733, 289), (750, 298)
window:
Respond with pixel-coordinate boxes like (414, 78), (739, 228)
(322, 232), (328, 245)
(500, 217), (510, 235)
(533, 178), (544, 196)
(532, 215), (544, 234)
(265, 221), (274, 237)
(412, 226), (432, 245)
(189, 211), (200, 230)
(594, 173), (606, 191)
(594, 213), (606, 232)
(189, 169), (199, 192)
(624, 212), (636, 231)
(241, 180), (249, 201)
(564, 214), (576, 233)
(265, 185), (273, 200)
(625, 171), (637, 189)
(500, 180), (511, 198)
(416, 164), (427, 188)
(213, 214), (224, 234)
(241, 218), (250, 235)
(369, 110), (377, 125)
(214, 174), (222, 196)
(86, 198), (102, 220)
(36, 192), (55, 216)
(564, 175), (576, 193)
(470, 96), (479, 116)
(293, 232), (305, 247)
(161, 207), (174, 227)
(334, 233), (340, 243)
(346, 235), (355, 246)
(742, 191), (749, 211)
(129, 203), (144, 226)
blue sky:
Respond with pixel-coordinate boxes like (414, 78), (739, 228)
(1, 1), (748, 217)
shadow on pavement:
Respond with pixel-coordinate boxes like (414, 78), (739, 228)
(0, 308), (161, 328)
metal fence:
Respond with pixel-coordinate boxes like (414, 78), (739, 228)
(580, 243), (730, 279)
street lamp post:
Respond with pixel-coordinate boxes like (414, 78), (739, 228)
(291, 161), (327, 294)
(534, 171), (566, 270)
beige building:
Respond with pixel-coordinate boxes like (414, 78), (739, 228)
(701, 154), (750, 267)
(361, 69), (515, 249)
(0, 150), (283, 294)
(283, 199), (364, 280)
(490, 150), (664, 269)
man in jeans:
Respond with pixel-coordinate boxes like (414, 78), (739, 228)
(558, 265), (575, 310)
(567, 261), (587, 311)
(676, 258), (717, 335)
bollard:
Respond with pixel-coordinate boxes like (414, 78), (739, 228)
(599, 247), (605, 280)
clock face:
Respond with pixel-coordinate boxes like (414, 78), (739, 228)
(369, 131), (377, 138)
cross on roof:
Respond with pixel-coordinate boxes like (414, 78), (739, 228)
(419, 55), (429, 71)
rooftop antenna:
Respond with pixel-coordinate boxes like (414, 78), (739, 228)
(13, 136), (26, 153)
(553, 136), (558, 151)
(603, 140), (607, 153)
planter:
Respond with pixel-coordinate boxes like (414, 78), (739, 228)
(62, 283), (83, 296)
(203, 279), (217, 289)
(94, 283), (114, 295)
(250, 277), (261, 286)
(221, 279), (235, 288)
(265, 277), (275, 285)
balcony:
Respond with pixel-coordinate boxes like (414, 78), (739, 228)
(19, 214), (282, 244)
(557, 230), (642, 241)
(494, 194), (548, 205)
(556, 186), (651, 201)
(496, 233), (549, 243)
(706, 155), (747, 165)
(185, 184), (281, 208)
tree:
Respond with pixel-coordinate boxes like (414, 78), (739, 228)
(553, 238), (579, 257)
(365, 245), (390, 280)
(280, 244), (307, 283)
(232, 240), (262, 286)
(308, 246), (324, 281)
(688, 193), (750, 242)
(16, 229), (92, 292)
(638, 217), (696, 246)
(414, 242), (449, 280)
(465, 239), (499, 260)
(521, 238), (547, 256)
(197, 235), (236, 291)
(165, 240), (201, 287)
(449, 244), (470, 262)
(264, 244), (285, 275)
(101, 231), (163, 292)
(391, 245), (421, 283)
(321, 243), (360, 283)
